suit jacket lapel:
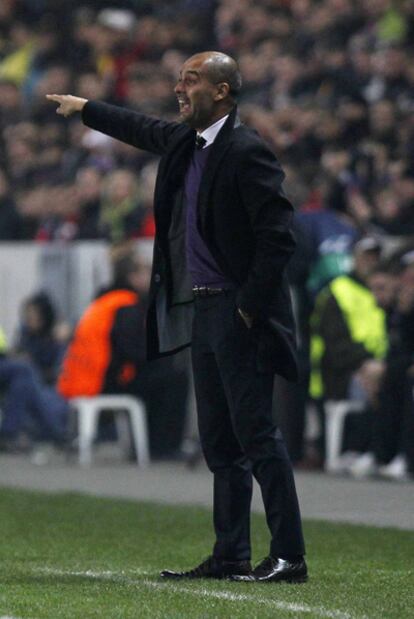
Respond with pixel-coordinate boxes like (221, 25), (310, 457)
(154, 127), (194, 242)
(198, 107), (240, 234)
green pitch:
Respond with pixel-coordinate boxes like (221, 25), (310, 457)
(0, 487), (412, 619)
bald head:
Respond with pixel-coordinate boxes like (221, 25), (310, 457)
(188, 52), (242, 100)
(175, 51), (242, 130)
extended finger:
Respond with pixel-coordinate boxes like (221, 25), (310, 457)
(46, 94), (64, 102)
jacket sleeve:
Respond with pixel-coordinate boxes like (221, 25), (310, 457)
(235, 140), (296, 316)
(82, 101), (187, 156)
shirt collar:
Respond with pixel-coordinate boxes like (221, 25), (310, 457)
(197, 114), (229, 148)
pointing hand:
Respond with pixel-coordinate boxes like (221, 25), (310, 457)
(46, 94), (88, 117)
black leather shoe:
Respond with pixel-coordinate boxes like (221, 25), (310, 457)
(160, 555), (252, 580)
(232, 556), (308, 583)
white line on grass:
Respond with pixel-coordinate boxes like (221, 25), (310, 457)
(38, 566), (151, 578)
(144, 579), (357, 619)
(36, 567), (365, 619)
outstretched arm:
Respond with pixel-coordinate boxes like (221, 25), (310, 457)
(46, 95), (188, 156)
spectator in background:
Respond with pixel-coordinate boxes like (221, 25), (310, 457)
(349, 252), (414, 479)
(310, 236), (386, 402)
(0, 79), (22, 131)
(0, 326), (69, 453)
(293, 143), (365, 301)
(73, 166), (103, 239)
(35, 167), (104, 242)
(1, 0), (414, 247)
(0, 167), (21, 240)
(309, 237), (387, 462)
(0, 20), (33, 86)
(57, 251), (189, 459)
(14, 291), (68, 385)
(99, 169), (152, 244)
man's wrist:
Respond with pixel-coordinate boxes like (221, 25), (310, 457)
(77, 98), (88, 111)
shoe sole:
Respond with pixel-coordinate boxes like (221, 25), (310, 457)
(257, 574), (308, 584)
(285, 575), (308, 584)
(232, 574), (308, 584)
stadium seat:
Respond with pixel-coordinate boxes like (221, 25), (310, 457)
(324, 400), (365, 472)
(70, 395), (149, 467)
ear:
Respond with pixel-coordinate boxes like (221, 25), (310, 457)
(214, 82), (230, 101)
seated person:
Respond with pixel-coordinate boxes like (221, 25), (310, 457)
(0, 327), (69, 452)
(309, 238), (387, 462)
(310, 237), (387, 402)
(14, 292), (68, 385)
(57, 251), (189, 459)
(349, 254), (414, 479)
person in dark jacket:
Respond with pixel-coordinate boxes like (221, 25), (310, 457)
(15, 292), (67, 384)
(47, 50), (306, 584)
(349, 254), (414, 479)
(310, 237), (386, 402)
(0, 169), (22, 241)
(57, 252), (188, 459)
(0, 327), (69, 451)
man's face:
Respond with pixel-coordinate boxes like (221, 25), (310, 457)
(354, 249), (380, 280)
(368, 272), (397, 310)
(174, 56), (220, 130)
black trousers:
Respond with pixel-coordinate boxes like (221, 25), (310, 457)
(372, 368), (414, 471)
(192, 290), (305, 561)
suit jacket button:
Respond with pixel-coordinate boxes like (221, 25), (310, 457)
(154, 274), (161, 283)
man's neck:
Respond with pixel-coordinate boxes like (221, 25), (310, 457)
(196, 113), (231, 148)
(196, 113), (227, 133)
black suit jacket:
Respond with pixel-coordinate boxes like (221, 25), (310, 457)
(82, 102), (298, 380)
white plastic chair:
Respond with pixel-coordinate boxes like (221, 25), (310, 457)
(324, 400), (365, 472)
(70, 395), (149, 467)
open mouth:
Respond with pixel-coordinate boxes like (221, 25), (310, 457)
(178, 98), (191, 114)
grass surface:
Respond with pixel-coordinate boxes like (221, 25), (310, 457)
(0, 487), (412, 619)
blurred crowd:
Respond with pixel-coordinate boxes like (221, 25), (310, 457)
(1, 0), (414, 478)
(1, 0), (414, 243)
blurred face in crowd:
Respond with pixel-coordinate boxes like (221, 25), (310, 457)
(368, 271), (398, 310)
(175, 53), (231, 131)
(398, 262), (414, 313)
(370, 101), (395, 134)
(23, 303), (44, 333)
(362, 0), (390, 18)
(76, 167), (102, 203)
(350, 48), (371, 76)
(374, 188), (401, 222)
(273, 55), (302, 87)
(354, 248), (381, 280)
(104, 170), (138, 204)
(0, 81), (20, 111)
(35, 66), (72, 99)
(77, 72), (108, 101)
(400, 262), (414, 289)
(394, 176), (414, 207)
(128, 262), (152, 294)
(321, 147), (350, 176)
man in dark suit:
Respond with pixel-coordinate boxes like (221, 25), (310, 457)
(47, 51), (306, 583)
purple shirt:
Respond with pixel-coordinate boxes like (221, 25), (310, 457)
(184, 145), (233, 287)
